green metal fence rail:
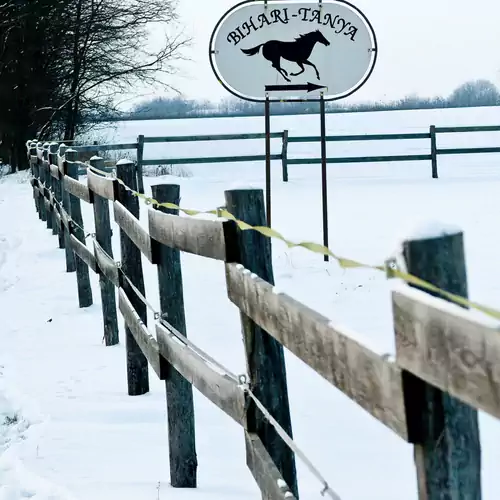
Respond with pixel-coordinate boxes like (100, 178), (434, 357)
(67, 123), (500, 192)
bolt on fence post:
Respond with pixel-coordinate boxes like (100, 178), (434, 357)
(224, 188), (299, 499)
(116, 159), (149, 396)
(151, 183), (198, 488)
(401, 227), (481, 500)
(66, 149), (93, 308)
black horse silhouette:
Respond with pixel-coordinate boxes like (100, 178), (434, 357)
(240, 30), (330, 82)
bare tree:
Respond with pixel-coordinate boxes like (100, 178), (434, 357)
(38, 0), (189, 141)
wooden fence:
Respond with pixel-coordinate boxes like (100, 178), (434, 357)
(27, 138), (500, 499)
(56, 123), (500, 193)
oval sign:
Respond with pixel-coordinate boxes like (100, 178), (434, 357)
(209, 0), (377, 102)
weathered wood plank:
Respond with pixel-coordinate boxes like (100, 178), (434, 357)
(245, 432), (297, 500)
(148, 208), (226, 260)
(288, 154), (432, 165)
(141, 153), (282, 166)
(225, 262), (408, 440)
(70, 234), (98, 273)
(72, 142), (137, 152)
(93, 240), (120, 287)
(288, 132), (431, 143)
(118, 289), (161, 378)
(114, 201), (153, 262)
(435, 125), (500, 133)
(393, 287), (500, 420)
(155, 322), (247, 427)
(50, 164), (60, 179)
(143, 132), (282, 143)
(87, 168), (116, 201)
(63, 175), (92, 204)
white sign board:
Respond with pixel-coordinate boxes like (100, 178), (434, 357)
(209, 0), (377, 102)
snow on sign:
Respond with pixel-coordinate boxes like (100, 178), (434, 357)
(209, 0), (377, 102)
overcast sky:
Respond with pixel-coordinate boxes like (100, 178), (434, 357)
(145, 0), (499, 104)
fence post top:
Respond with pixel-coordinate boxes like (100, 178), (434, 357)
(224, 187), (264, 195)
(402, 220), (463, 242)
(89, 156), (105, 168)
(116, 158), (134, 166)
(65, 149), (78, 161)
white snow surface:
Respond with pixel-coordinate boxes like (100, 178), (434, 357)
(2, 106), (500, 499)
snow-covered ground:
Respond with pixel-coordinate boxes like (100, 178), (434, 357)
(2, 106), (500, 499)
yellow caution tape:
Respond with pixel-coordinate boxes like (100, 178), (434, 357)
(83, 163), (500, 322)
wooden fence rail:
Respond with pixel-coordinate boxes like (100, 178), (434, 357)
(42, 122), (500, 194)
(26, 139), (500, 499)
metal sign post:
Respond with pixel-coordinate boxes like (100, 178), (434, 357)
(320, 95), (328, 262)
(265, 97), (271, 227)
(209, 0), (378, 253)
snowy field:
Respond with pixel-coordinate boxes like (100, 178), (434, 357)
(2, 106), (500, 499)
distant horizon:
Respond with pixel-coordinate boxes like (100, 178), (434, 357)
(122, 76), (500, 111)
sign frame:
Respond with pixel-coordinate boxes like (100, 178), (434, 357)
(209, 0), (378, 103)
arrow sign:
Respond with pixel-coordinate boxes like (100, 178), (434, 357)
(265, 82), (327, 93)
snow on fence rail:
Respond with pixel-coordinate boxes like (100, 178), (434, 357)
(26, 139), (500, 499)
(39, 122), (500, 194)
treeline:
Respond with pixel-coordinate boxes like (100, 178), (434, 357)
(119, 79), (500, 120)
(0, 0), (186, 171)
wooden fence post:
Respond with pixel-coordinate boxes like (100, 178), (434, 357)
(90, 156), (119, 346)
(66, 149), (93, 308)
(430, 125), (438, 179)
(401, 228), (481, 500)
(29, 143), (39, 213)
(281, 130), (289, 182)
(116, 159), (149, 396)
(51, 144), (65, 250)
(60, 145), (76, 272)
(49, 143), (59, 236)
(37, 143), (47, 222)
(43, 143), (53, 231)
(224, 188), (298, 498)
(136, 134), (145, 194)
(151, 183), (197, 488)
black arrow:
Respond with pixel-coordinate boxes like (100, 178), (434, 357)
(265, 82), (326, 93)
